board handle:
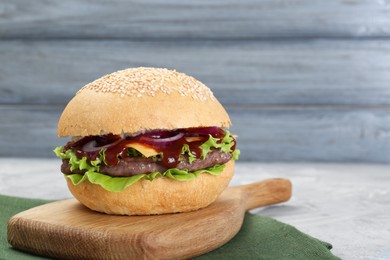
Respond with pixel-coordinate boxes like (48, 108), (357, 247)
(233, 178), (292, 211)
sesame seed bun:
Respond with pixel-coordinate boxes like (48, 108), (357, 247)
(58, 67), (231, 137)
(66, 160), (234, 215)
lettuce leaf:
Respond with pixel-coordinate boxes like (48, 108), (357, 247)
(200, 130), (237, 158)
(232, 149), (240, 160)
(54, 146), (103, 172)
(180, 144), (197, 163)
(66, 164), (226, 192)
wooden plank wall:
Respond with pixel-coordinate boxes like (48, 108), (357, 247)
(1, 0), (390, 163)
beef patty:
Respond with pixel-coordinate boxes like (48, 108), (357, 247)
(61, 149), (232, 177)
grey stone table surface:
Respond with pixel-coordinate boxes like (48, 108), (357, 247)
(1, 158), (389, 260)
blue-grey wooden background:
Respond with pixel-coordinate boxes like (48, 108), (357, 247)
(1, 0), (390, 163)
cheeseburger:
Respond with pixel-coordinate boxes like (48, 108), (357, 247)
(54, 67), (240, 215)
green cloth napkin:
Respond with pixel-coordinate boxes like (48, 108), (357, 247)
(1, 194), (340, 260)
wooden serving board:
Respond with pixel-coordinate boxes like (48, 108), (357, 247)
(8, 179), (291, 260)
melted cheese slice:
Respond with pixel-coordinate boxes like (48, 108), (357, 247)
(185, 137), (203, 142)
(125, 143), (160, 157)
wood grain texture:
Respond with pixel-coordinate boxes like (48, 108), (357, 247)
(1, 0), (390, 39)
(0, 107), (63, 157)
(2, 0), (390, 163)
(231, 178), (292, 210)
(2, 40), (390, 106)
(228, 107), (390, 163)
(2, 107), (390, 163)
(7, 179), (291, 260)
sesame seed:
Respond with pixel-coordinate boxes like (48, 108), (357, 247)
(78, 67), (215, 101)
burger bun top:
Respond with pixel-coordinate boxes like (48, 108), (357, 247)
(57, 67), (231, 137)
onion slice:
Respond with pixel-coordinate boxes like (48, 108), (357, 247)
(82, 138), (122, 152)
(186, 126), (221, 136)
(139, 132), (185, 144)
